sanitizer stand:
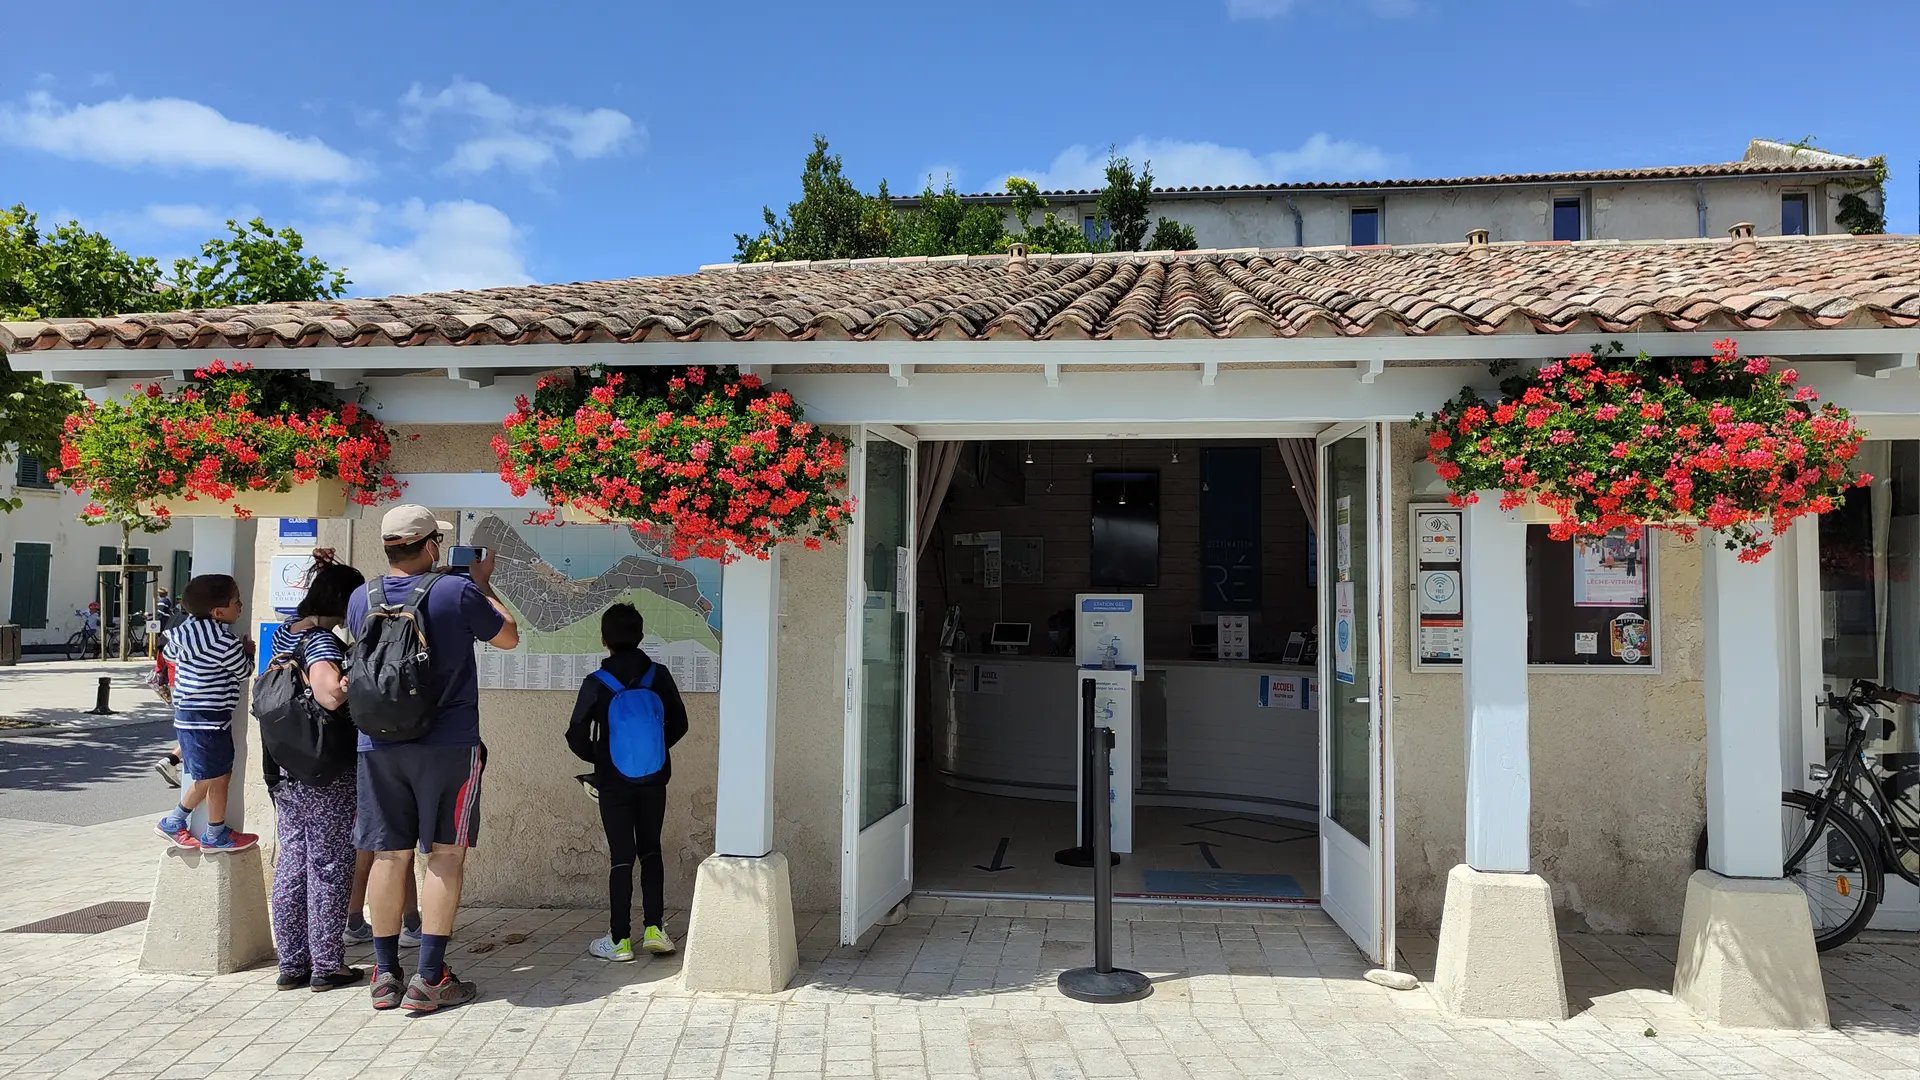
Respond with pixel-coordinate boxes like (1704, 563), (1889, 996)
(1056, 594), (1143, 866)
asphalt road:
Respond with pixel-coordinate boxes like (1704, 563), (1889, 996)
(0, 720), (180, 826)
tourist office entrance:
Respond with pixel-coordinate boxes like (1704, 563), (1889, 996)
(11, 238), (1920, 1027)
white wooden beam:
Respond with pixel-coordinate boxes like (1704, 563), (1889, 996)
(1201, 359), (1219, 386)
(1043, 361), (1061, 388)
(1702, 531), (1791, 878)
(447, 366), (497, 389)
(1461, 494), (1532, 873)
(308, 367), (367, 387)
(1855, 352), (1919, 379)
(888, 362), (913, 387)
(1357, 358), (1385, 384)
(715, 550), (781, 858)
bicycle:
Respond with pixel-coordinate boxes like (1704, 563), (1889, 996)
(63, 611), (151, 661)
(1694, 679), (1920, 951)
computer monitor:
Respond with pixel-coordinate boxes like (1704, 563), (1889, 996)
(988, 622), (1031, 649)
(1189, 622), (1218, 653)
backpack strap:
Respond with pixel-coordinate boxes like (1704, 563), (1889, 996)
(593, 669), (625, 694)
(402, 572), (443, 619)
(638, 663), (658, 690)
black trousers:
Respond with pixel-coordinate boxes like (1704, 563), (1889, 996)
(599, 781), (667, 941)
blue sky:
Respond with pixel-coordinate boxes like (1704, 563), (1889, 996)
(6, 0), (1916, 298)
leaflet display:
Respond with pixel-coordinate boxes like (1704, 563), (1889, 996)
(1410, 505), (1464, 670)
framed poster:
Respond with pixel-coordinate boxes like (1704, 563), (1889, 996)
(1410, 504), (1464, 670)
(1527, 525), (1658, 670)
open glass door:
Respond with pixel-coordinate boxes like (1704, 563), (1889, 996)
(1316, 423), (1396, 964)
(841, 425), (918, 943)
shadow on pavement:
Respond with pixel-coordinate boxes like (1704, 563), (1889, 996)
(0, 721), (175, 795)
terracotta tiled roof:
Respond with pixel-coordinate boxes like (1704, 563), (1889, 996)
(909, 158), (1878, 205)
(4, 235), (1919, 354)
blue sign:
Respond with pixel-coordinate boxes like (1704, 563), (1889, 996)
(279, 518), (318, 545)
(1081, 598), (1134, 613)
(256, 621), (281, 675)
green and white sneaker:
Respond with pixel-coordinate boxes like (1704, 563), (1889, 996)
(588, 935), (634, 962)
(641, 926), (676, 956)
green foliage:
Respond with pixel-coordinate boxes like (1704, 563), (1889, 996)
(891, 178), (1006, 257)
(1147, 217), (1199, 251)
(0, 203), (348, 515)
(1776, 138), (1889, 236)
(734, 135), (896, 262)
(1003, 178), (1092, 254)
(1096, 150), (1154, 253)
(161, 219), (348, 308)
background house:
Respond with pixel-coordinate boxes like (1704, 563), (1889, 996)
(904, 139), (1884, 250)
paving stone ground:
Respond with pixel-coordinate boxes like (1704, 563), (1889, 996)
(3, 814), (1918, 1079)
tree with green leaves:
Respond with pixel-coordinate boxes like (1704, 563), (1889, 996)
(735, 135), (897, 262)
(0, 203), (348, 512)
(1003, 178), (1093, 254)
(1148, 218), (1199, 251)
(1096, 150), (1155, 253)
(891, 178), (1006, 257)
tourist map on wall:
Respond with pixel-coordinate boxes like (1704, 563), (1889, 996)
(457, 511), (722, 693)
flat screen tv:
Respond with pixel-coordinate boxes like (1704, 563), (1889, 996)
(1091, 470), (1159, 587)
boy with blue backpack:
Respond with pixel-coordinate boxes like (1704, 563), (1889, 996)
(566, 603), (689, 961)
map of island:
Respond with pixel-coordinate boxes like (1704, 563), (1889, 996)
(460, 511), (722, 692)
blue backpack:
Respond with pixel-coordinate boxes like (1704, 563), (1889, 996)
(593, 666), (667, 780)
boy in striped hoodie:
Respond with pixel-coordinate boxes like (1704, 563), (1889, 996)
(155, 574), (259, 853)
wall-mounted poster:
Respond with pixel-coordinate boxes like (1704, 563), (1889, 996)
(1410, 505), (1465, 670)
(1333, 581), (1356, 684)
(1574, 529), (1649, 607)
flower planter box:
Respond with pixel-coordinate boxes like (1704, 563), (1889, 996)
(157, 479), (351, 520)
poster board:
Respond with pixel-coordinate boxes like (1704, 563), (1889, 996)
(1526, 525), (1657, 669)
(1410, 505), (1464, 670)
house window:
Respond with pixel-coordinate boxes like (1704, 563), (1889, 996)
(9, 543), (51, 629)
(1349, 207), (1380, 246)
(1553, 197), (1584, 241)
(1782, 193), (1810, 236)
(14, 453), (53, 491)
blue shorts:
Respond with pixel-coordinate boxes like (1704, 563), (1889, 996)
(175, 724), (235, 781)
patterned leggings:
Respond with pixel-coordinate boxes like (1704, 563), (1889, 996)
(271, 771), (356, 976)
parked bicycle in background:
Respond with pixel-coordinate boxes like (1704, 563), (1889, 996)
(1695, 680), (1920, 950)
(65, 607), (151, 661)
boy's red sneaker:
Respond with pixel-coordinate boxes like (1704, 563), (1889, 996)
(197, 827), (258, 853)
(154, 823), (199, 849)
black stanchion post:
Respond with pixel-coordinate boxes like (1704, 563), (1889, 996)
(1058, 724), (1151, 1003)
(88, 676), (114, 715)
(1055, 677), (1118, 868)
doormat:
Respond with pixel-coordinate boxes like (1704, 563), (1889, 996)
(1139, 871), (1305, 899)
(4, 901), (149, 935)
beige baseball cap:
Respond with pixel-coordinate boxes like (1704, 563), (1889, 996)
(380, 504), (453, 546)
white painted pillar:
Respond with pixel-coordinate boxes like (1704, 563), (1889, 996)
(714, 549), (781, 858)
(189, 518), (237, 577)
(1702, 532), (1790, 878)
(1462, 494), (1531, 873)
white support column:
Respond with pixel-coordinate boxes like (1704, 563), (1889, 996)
(189, 518), (238, 577)
(714, 549), (780, 858)
(683, 547), (798, 993)
(1432, 492), (1567, 1020)
(1700, 536), (1788, 878)
(1461, 495), (1531, 873)
(1673, 530), (1827, 1029)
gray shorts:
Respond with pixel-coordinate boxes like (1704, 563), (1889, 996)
(354, 744), (485, 854)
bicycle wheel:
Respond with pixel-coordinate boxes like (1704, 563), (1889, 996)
(65, 632), (85, 662)
(1693, 790), (1881, 951)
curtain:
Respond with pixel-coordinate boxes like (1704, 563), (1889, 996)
(915, 441), (964, 558)
(1277, 438), (1319, 536)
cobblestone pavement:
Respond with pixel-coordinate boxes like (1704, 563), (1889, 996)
(3, 815), (1918, 1079)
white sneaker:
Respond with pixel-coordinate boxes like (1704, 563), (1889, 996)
(588, 935), (634, 962)
(641, 926), (676, 955)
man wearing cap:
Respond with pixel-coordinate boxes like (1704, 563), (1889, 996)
(345, 505), (520, 1013)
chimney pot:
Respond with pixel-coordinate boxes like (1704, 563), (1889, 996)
(1465, 229), (1491, 259)
(1007, 243), (1029, 273)
(1728, 222), (1757, 253)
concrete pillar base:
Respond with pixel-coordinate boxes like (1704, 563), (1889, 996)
(681, 852), (798, 993)
(1432, 864), (1569, 1020)
(1673, 870), (1828, 1029)
(138, 846), (275, 976)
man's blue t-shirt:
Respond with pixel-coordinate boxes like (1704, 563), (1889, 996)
(345, 572), (505, 750)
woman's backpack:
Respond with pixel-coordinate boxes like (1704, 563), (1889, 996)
(592, 666), (668, 780)
(252, 632), (356, 785)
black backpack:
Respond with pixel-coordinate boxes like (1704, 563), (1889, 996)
(345, 573), (443, 742)
(252, 632), (356, 785)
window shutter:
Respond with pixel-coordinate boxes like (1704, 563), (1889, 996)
(14, 454), (52, 490)
(130, 547), (151, 615)
(9, 544), (52, 629)
(97, 546), (120, 614)
(171, 551), (192, 598)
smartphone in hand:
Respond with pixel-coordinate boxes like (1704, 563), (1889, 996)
(448, 545), (486, 576)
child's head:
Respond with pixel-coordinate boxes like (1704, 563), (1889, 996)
(602, 603), (644, 652)
(182, 574), (243, 624)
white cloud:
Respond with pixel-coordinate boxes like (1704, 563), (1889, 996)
(399, 78), (639, 176)
(0, 91), (362, 183)
(305, 197), (532, 295)
(1014, 134), (1402, 191)
(142, 203), (226, 232)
